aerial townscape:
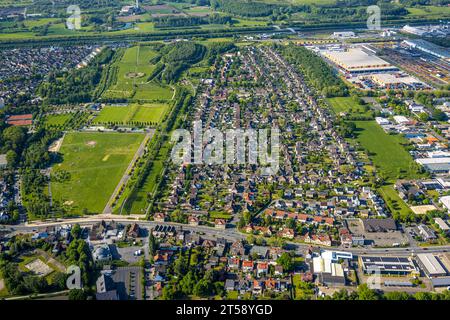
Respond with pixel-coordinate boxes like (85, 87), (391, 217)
(1, 0), (450, 304)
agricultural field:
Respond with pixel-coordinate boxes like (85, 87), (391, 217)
(351, 121), (424, 183)
(407, 6), (450, 18)
(289, 0), (335, 4)
(184, 5), (214, 16)
(93, 103), (169, 125)
(51, 132), (145, 214)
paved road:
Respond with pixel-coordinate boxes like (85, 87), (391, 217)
(3, 217), (450, 257)
(103, 130), (155, 215)
(3, 290), (69, 301)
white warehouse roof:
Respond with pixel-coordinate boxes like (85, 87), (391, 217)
(416, 253), (447, 276)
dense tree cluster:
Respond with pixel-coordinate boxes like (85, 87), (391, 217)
(161, 248), (224, 299)
(320, 284), (450, 300)
(0, 237), (67, 295)
(280, 44), (348, 98)
(153, 42), (206, 83)
(209, 0), (302, 17)
(38, 48), (114, 104)
(154, 14), (233, 28)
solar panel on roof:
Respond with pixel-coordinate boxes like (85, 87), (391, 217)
(383, 257), (397, 262)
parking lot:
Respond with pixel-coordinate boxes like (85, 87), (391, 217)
(112, 267), (142, 300)
(347, 219), (409, 247)
(112, 244), (144, 264)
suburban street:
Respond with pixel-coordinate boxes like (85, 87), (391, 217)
(2, 217), (450, 258)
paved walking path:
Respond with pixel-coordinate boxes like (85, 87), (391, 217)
(102, 130), (154, 214)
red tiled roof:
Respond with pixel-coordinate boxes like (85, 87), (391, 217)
(298, 214), (308, 221)
(313, 216), (323, 223)
(215, 219), (226, 225)
(257, 262), (268, 269)
(242, 260), (253, 268)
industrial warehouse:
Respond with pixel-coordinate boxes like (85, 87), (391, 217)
(320, 46), (398, 75)
(312, 44), (428, 90)
(359, 256), (419, 276)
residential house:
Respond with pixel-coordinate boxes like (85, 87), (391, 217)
(215, 219), (226, 229)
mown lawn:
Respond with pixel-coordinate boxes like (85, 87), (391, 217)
(121, 143), (171, 214)
(351, 121), (423, 183)
(103, 45), (158, 100)
(378, 185), (414, 221)
(93, 106), (132, 124)
(43, 113), (72, 127)
(51, 132), (144, 214)
(93, 103), (169, 125)
(132, 103), (168, 123)
(327, 97), (371, 117)
(133, 82), (174, 101)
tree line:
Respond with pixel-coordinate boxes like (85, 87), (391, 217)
(279, 44), (348, 98)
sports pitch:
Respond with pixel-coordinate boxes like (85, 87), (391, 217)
(51, 132), (145, 214)
(93, 103), (169, 125)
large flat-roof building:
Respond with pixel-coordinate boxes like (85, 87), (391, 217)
(370, 73), (425, 89)
(322, 47), (398, 75)
(416, 157), (450, 174)
(439, 195), (450, 213)
(362, 218), (397, 232)
(416, 253), (448, 278)
(311, 250), (351, 286)
(434, 218), (450, 233)
(403, 39), (450, 61)
(359, 255), (418, 275)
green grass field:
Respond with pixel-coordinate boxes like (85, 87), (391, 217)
(103, 46), (158, 100)
(93, 103), (168, 125)
(378, 185), (414, 221)
(51, 132), (144, 214)
(133, 82), (174, 101)
(352, 121), (423, 183)
(42, 113), (72, 127)
(121, 143), (171, 214)
(102, 46), (174, 101)
(327, 97), (371, 117)
(407, 6), (450, 18)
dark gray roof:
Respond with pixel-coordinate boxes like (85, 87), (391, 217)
(96, 290), (119, 300)
(362, 218), (397, 232)
(319, 273), (346, 285)
(431, 277), (450, 287)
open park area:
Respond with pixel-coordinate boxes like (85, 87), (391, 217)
(102, 45), (174, 101)
(92, 103), (169, 126)
(351, 121), (423, 182)
(50, 132), (145, 214)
